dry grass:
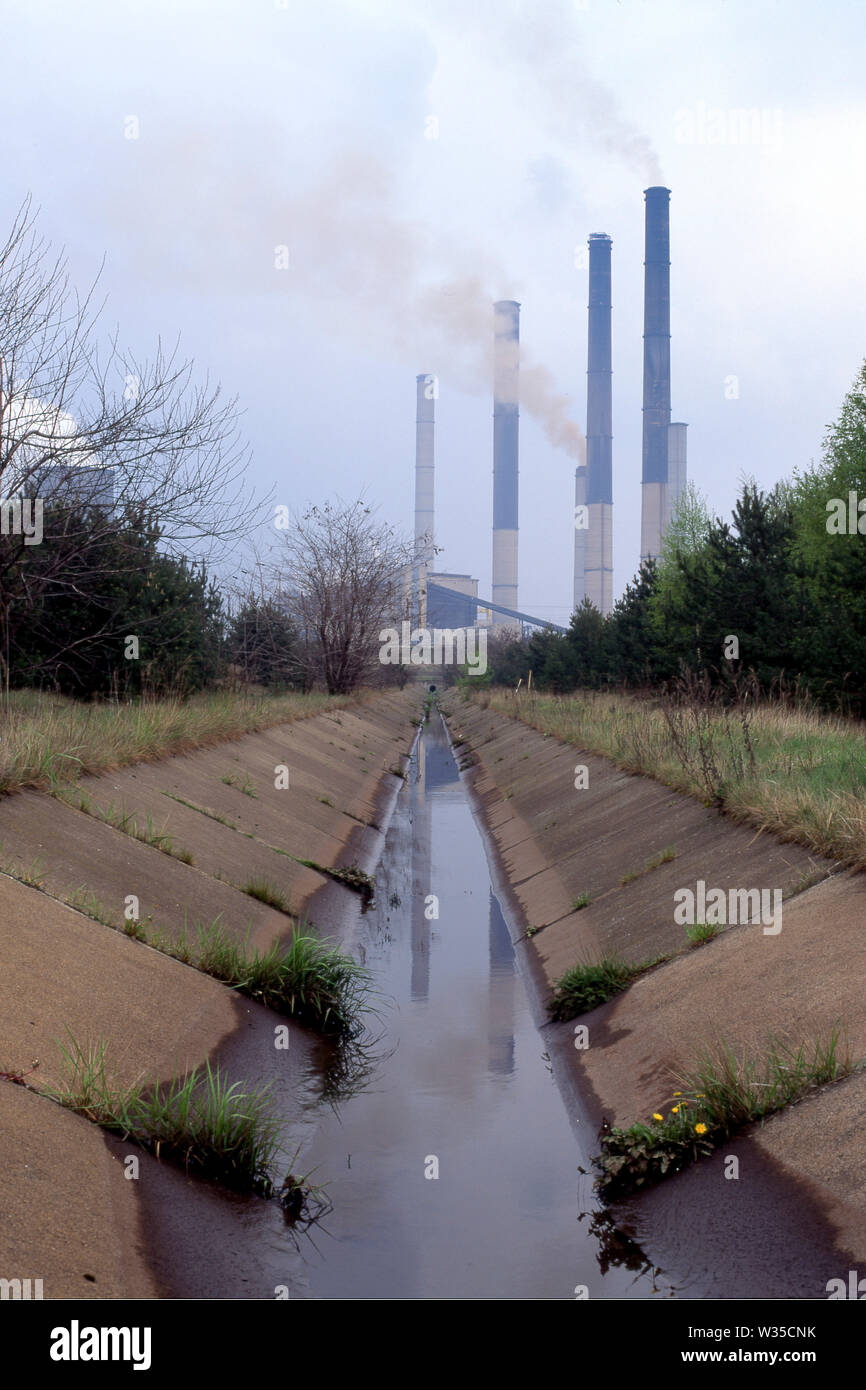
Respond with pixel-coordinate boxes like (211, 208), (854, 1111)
(0, 688), (363, 796)
(474, 688), (866, 869)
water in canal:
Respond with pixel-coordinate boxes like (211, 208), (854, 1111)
(285, 714), (673, 1299)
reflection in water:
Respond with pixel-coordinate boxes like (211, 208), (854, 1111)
(410, 738), (431, 1002)
(487, 889), (516, 1077)
(284, 714), (670, 1299)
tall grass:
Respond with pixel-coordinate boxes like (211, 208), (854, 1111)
(475, 688), (866, 869)
(595, 1029), (855, 1200)
(44, 1032), (281, 1194)
(154, 917), (373, 1038)
(0, 688), (363, 795)
(548, 953), (663, 1021)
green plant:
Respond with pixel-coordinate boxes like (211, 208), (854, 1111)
(620, 847), (678, 886)
(685, 921), (723, 947)
(570, 892), (591, 912)
(242, 878), (290, 913)
(548, 953), (662, 1021)
(222, 769), (258, 798)
(595, 1029), (854, 1200)
(43, 1032), (281, 1194)
(161, 917), (373, 1037)
(161, 791), (238, 830)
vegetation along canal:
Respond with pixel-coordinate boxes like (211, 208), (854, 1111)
(273, 713), (676, 1299)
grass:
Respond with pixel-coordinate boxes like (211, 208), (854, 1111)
(0, 688), (361, 797)
(595, 1029), (855, 1200)
(685, 921), (723, 947)
(242, 878), (291, 913)
(473, 687), (866, 870)
(161, 791), (238, 830)
(570, 891), (591, 912)
(620, 846), (678, 886)
(222, 769), (258, 798)
(156, 917), (373, 1037)
(56, 789), (195, 864)
(43, 1032), (281, 1194)
(548, 953), (663, 1021)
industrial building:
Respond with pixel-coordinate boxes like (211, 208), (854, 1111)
(409, 186), (687, 634)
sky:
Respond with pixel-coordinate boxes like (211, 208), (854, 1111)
(3, 0), (866, 623)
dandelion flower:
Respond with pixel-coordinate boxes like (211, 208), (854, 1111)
(652, 1113), (664, 1122)
(671, 1106), (680, 1114)
(695, 1123), (708, 1135)
(673, 1092), (682, 1097)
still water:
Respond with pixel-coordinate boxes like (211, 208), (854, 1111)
(281, 715), (673, 1299)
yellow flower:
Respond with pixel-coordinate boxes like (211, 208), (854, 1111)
(652, 1113), (664, 1122)
(695, 1123), (708, 1135)
(671, 1106), (680, 1114)
(673, 1091), (682, 1097)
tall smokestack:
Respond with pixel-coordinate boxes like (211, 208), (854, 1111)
(640, 186), (671, 563)
(573, 463), (587, 611)
(667, 421), (687, 524)
(414, 372), (435, 625)
(585, 233), (613, 615)
(492, 300), (520, 624)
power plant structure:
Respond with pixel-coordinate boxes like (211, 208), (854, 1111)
(583, 232), (614, 615)
(409, 186), (686, 637)
(640, 186), (687, 562)
(491, 300), (520, 628)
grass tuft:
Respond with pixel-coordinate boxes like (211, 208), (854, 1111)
(44, 1032), (281, 1194)
(685, 921), (723, 947)
(548, 953), (662, 1021)
(242, 878), (290, 913)
(595, 1028), (855, 1200)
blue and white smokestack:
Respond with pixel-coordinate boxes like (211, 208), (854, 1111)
(492, 300), (520, 625)
(585, 233), (613, 614)
(413, 372), (435, 625)
(641, 186), (672, 562)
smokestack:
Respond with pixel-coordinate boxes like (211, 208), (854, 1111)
(573, 463), (587, 611)
(585, 233), (613, 615)
(492, 300), (520, 625)
(640, 186), (671, 563)
(667, 421), (687, 524)
(414, 372), (435, 625)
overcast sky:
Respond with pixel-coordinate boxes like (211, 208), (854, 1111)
(3, 0), (866, 622)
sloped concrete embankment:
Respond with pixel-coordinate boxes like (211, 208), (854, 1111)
(0, 690), (422, 1298)
(443, 695), (866, 1297)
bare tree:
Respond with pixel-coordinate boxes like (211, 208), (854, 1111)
(276, 498), (413, 694)
(0, 198), (266, 693)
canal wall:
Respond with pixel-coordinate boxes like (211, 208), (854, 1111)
(0, 689), (422, 1298)
(443, 692), (866, 1297)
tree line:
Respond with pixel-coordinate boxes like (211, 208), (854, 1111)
(488, 360), (866, 714)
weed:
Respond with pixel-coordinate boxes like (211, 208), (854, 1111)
(44, 1032), (280, 1194)
(161, 792), (238, 830)
(548, 953), (662, 1021)
(242, 879), (291, 913)
(620, 847), (678, 886)
(222, 770), (257, 798)
(570, 892), (591, 912)
(595, 1029), (855, 1201)
(685, 921), (723, 947)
